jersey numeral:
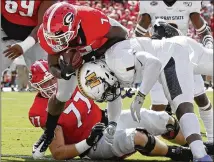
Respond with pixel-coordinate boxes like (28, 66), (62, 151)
(101, 18), (109, 24)
(63, 92), (92, 128)
(5, 0), (35, 17)
(30, 116), (41, 127)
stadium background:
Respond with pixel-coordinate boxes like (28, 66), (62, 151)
(1, 0), (214, 161)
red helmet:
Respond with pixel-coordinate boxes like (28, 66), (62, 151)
(30, 60), (57, 98)
(43, 2), (80, 52)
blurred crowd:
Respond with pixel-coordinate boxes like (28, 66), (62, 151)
(1, 0), (213, 91)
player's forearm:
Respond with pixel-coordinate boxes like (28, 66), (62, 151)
(107, 96), (122, 123)
(50, 144), (80, 160)
(136, 52), (162, 95)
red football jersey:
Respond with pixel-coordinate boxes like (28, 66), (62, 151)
(1, 0), (42, 26)
(29, 87), (102, 144)
(38, 5), (111, 55)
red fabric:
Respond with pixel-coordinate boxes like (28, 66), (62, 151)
(1, 0), (42, 26)
(28, 87), (102, 144)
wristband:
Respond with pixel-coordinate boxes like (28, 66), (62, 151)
(75, 139), (91, 154)
(16, 36), (36, 53)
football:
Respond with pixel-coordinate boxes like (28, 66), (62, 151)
(61, 48), (83, 69)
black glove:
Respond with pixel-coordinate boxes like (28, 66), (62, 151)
(59, 59), (75, 80)
(86, 123), (106, 146)
(32, 130), (54, 159)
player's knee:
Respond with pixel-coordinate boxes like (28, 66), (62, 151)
(162, 116), (180, 140)
(194, 93), (211, 109)
(175, 102), (194, 121)
(134, 128), (156, 155)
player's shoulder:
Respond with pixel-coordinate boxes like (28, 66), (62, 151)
(77, 5), (107, 19)
(178, 1), (201, 12)
(167, 36), (189, 46)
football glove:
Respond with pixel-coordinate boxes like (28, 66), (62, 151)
(32, 130), (54, 159)
(59, 59), (75, 80)
(86, 123), (105, 146)
(130, 91), (145, 123)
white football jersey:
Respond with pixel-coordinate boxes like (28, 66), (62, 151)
(139, 1), (202, 35)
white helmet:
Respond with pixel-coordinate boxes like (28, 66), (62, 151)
(77, 60), (121, 102)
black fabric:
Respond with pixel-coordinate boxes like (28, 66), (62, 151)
(135, 128), (156, 155)
(45, 113), (60, 135)
(1, 15), (35, 41)
(164, 57), (182, 100)
(163, 0), (177, 7)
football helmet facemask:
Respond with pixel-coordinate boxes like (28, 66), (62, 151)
(30, 60), (57, 98)
(42, 2), (80, 52)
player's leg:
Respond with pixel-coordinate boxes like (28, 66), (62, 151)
(160, 45), (209, 160)
(194, 75), (213, 142)
(150, 81), (168, 111)
(87, 128), (193, 161)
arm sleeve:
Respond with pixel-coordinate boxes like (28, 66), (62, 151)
(28, 95), (48, 128)
(135, 51), (162, 95)
(107, 96), (122, 123)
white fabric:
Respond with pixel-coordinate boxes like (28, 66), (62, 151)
(107, 96), (122, 122)
(139, 1), (201, 35)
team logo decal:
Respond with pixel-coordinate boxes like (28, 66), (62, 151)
(150, 1), (158, 6)
(183, 2), (192, 7)
(63, 12), (74, 26)
(85, 72), (101, 88)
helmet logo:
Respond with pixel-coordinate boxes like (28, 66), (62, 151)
(63, 12), (74, 26)
(85, 72), (101, 88)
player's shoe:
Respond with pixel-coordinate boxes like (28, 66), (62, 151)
(32, 131), (53, 159)
(168, 146), (193, 161)
(193, 155), (213, 162)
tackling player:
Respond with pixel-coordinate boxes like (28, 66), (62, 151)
(77, 27), (213, 161)
(1, 0), (56, 72)
(135, 0), (213, 142)
(29, 60), (198, 161)
(34, 1), (128, 156)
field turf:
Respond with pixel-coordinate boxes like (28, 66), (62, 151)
(1, 91), (213, 161)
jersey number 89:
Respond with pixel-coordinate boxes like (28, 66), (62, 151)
(5, 0), (35, 17)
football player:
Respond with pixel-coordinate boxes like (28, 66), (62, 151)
(135, 0), (213, 142)
(77, 28), (213, 161)
(34, 1), (128, 155)
(30, 60), (198, 161)
(1, 0), (56, 72)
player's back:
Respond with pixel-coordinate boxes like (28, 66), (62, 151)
(29, 87), (102, 144)
(139, 1), (201, 35)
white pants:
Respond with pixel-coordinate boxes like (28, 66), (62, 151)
(151, 74), (205, 105)
(0, 29), (47, 74)
(87, 109), (170, 159)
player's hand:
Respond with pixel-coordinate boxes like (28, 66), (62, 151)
(59, 59), (75, 80)
(86, 123), (105, 146)
(32, 130), (54, 159)
(104, 121), (117, 145)
(3, 44), (23, 60)
(130, 91), (145, 123)
(205, 42), (213, 49)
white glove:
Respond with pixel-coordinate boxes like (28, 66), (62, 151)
(130, 91), (145, 123)
(103, 121), (117, 145)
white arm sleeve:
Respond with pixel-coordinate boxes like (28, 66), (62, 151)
(107, 96), (122, 123)
(135, 51), (162, 95)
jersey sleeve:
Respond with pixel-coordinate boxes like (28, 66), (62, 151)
(189, 1), (202, 14)
(87, 8), (111, 38)
(28, 94), (48, 128)
(37, 24), (56, 55)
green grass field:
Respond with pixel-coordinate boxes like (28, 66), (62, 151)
(1, 91), (213, 162)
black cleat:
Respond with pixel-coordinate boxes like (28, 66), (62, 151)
(167, 146), (193, 161)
